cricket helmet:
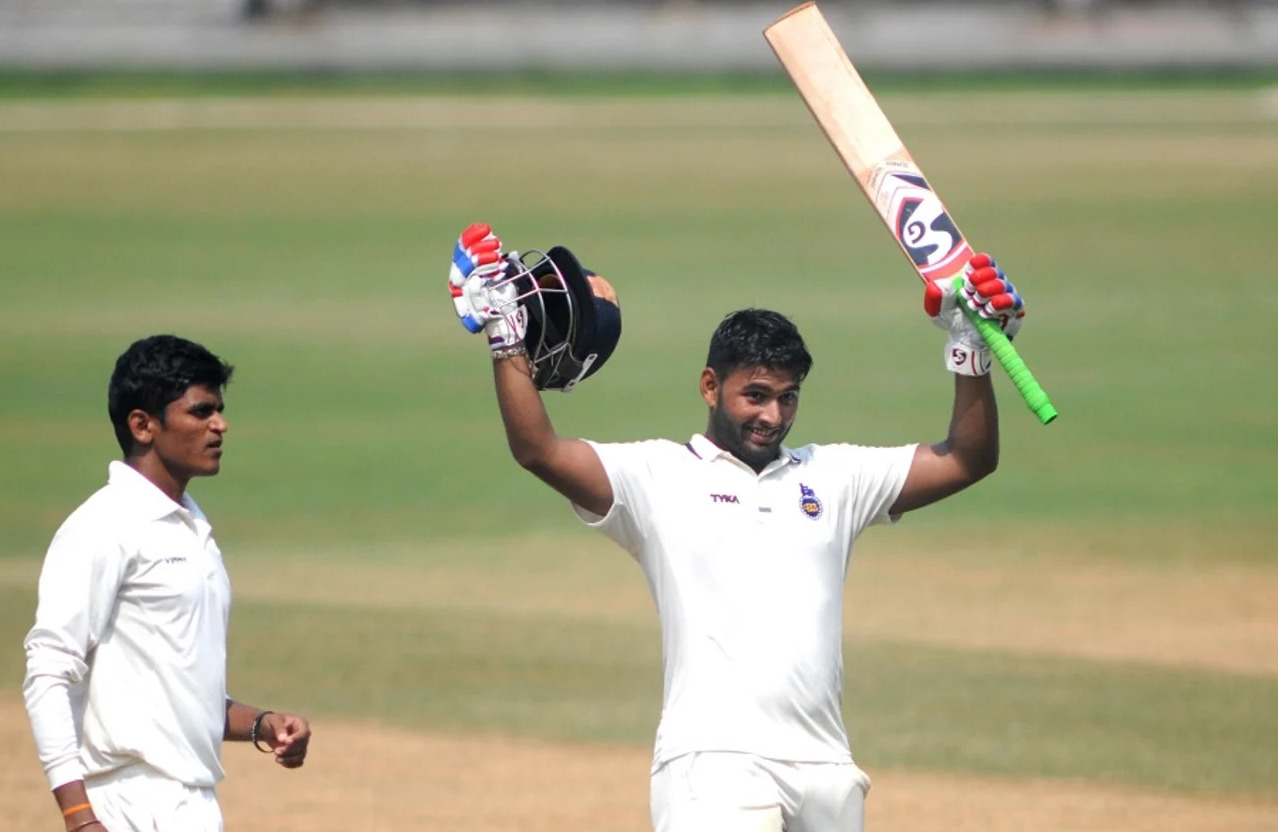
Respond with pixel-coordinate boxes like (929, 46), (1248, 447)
(502, 245), (622, 392)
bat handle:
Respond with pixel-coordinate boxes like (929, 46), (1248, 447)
(954, 278), (1058, 425)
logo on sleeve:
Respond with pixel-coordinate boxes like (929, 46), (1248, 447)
(799, 483), (823, 520)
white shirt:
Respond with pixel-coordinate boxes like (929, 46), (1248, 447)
(23, 461), (232, 790)
(575, 434), (915, 769)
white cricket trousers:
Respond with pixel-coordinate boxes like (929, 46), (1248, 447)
(651, 752), (870, 832)
(84, 762), (223, 832)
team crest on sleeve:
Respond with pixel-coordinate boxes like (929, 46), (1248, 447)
(799, 483), (823, 520)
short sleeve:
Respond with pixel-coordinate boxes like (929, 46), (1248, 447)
(839, 443), (918, 531)
(571, 439), (661, 560)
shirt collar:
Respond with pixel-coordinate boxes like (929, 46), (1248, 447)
(107, 460), (199, 521)
(686, 433), (798, 476)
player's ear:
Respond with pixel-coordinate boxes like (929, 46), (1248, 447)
(699, 368), (719, 408)
(127, 409), (158, 447)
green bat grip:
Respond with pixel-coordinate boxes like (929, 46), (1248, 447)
(954, 278), (1058, 425)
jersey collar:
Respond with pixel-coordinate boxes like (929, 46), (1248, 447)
(686, 433), (798, 476)
(107, 460), (201, 522)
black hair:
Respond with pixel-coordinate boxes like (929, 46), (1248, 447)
(705, 309), (813, 383)
(107, 335), (234, 455)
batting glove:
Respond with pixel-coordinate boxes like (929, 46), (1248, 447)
(923, 253), (1024, 376)
(447, 223), (528, 354)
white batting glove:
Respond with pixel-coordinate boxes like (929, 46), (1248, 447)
(447, 223), (528, 354)
(923, 253), (1025, 376)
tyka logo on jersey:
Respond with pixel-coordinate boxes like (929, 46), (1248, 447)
(710, 494), (740, 504)
(799, 483), (823, 520)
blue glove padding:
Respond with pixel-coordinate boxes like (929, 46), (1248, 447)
(448, 223), (505, 333)
(446, 223), (528, 353)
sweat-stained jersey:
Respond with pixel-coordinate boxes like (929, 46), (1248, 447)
(574, 434), (915, 770)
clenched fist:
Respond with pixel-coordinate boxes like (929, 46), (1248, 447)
(446, 223), (528, 354)
(923, 254), (1024, 376)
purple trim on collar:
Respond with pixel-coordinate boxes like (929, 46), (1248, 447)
(685, 442), (702, 459)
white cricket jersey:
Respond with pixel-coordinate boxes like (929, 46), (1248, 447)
(23, 461), (232, 791)
(575, 434), (915, 769)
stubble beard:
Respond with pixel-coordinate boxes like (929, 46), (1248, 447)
(707, 402), (787, 471)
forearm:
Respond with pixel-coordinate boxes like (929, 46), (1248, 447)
(52, 780), (100, 831)
(226, 700), (311, 768)
(493, 353), (560, 470)
(224, 698), (269, 742)
(25, 674), (86, 791)
(895, 252), (1017, 514)
(944, 373), (999, 481)
(491, 352), (613, 513)
(25, 538), (124, 790)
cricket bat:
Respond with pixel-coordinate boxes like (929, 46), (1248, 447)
(764, 2), (1057, 425)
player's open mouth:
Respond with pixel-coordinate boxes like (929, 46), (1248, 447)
(747, 427), (777, 444)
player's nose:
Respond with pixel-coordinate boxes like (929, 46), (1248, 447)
(758, 399), (783, 425)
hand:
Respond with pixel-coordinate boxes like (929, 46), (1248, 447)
(447, 223), (528, 353)
(923, 253), (1024, 376)
(258, 711), (311, 769)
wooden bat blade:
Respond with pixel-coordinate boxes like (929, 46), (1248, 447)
(763, 3), (903, 188)
(764, 2), (973, 284)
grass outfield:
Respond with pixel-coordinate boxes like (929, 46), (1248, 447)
(1, 84), (1275, 804)
(1, 68), (1277, 98)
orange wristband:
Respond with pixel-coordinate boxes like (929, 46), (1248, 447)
(61, 802), (93, 817)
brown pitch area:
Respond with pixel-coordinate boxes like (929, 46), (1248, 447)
(3, 699), (1274, 832)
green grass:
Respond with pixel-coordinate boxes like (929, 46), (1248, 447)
(228, 602), (1278, 797)
(1, 90), (1274, 558)
(7, 584), (1271, 796)
(846, 640), (1278, 794)
(223, 596), (1276, 797)
(1, 85), (1275, 800)
(1, 69), (1276, 99)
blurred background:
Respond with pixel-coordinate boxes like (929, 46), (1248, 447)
(1, 2), (1275, 831)
(1, 0), (1277, 71)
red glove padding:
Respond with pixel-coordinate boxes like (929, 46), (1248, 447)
(923, 253), (1024, 333)
(446, 223), (526, 350)
(923, 253), (1025, 376)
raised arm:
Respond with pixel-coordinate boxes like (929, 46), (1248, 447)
(492, 352), (613, 516)
(891, 374), (998, 514)
(891, 253), (1024, 516)
(446, 223), (613, 516)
